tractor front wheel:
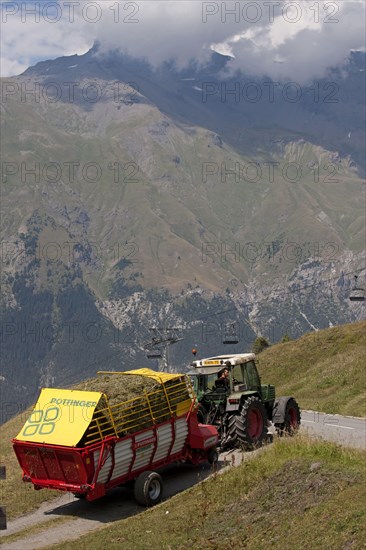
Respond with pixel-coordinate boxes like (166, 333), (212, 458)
(207, 447), (219, 464)
(227, 396), (268, 450)
(275, 398), (301, 436)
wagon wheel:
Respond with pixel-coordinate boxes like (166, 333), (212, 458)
(134, 471), (163, 507)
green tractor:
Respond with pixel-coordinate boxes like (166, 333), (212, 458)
(188, 353), (301, 450)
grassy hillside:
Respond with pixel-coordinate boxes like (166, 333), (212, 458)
(258, 320), (366, 417)
(41, 437), (365, 550)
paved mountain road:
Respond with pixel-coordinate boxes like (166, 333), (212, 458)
(1, 412), (365, 549)
(300, 410), (366, 450)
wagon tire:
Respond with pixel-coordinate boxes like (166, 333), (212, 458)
(134, 471), (163, 507)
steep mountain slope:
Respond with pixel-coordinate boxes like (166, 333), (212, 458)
(2, 72), (364, 291)
(22, 47), (366, 174)
(0, 48), (365, 412)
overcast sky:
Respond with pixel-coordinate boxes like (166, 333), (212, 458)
(0, 0), (365, 82)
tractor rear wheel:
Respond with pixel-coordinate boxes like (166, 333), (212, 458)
(275, 398), (301, 436)
(227, 396), (268, 450)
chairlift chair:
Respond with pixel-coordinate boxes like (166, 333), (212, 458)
(223, 323), (239, 344)
(146, 348), (162, 359)
(349, 275), (365, 302)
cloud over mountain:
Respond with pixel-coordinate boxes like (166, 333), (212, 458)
(1, 0), (365, 81)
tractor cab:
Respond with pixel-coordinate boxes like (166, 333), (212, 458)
(188, 353), (265, 424)
(188, 353), (260, 397)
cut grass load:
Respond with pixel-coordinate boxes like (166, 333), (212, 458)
(75, 371), (191, 442)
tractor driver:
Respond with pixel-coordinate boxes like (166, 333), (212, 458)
(216, 368), (229, 388)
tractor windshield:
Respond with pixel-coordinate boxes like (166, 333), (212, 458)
(190, 371), (228, 396)
(232, 364), (244, 384)
(244, 361), (261, 388)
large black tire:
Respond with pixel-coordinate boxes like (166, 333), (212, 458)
(275, 398), (301, 436)
(134, 471), (163, 507)
(227, 396), (268, 450)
